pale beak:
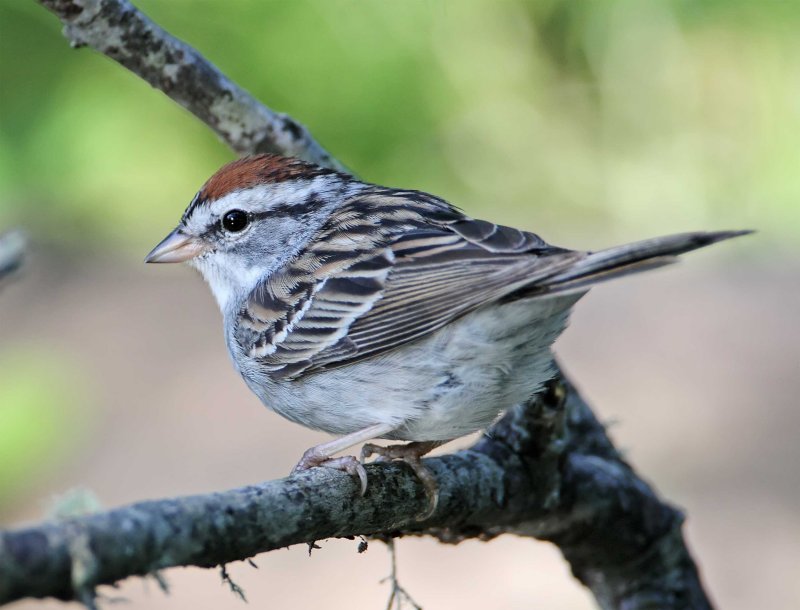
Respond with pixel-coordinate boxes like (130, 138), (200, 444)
(145, 228), (207, 263)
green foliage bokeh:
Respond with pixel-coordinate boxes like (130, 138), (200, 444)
(0, 349), (90, 510)
(1, 0), (798, 254)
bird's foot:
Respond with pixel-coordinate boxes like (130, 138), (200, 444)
(292, 449), (368, 495)
(360, 441), (444, 520)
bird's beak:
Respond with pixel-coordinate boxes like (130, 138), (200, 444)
(145, 228), (207, 264)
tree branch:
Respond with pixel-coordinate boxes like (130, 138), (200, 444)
(0, 375), (710, 608)
(37, 0), (347, 171)
(7, 1), (714, 608)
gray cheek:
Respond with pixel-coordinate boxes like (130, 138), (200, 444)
(236, 219), (311, 264)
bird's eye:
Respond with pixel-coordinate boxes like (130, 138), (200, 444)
(222, 209), (249, 233)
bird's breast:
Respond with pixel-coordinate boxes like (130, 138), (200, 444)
(229, 296), (578, 440)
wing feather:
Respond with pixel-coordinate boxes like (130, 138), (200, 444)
(332, 235), (578, 362)
(235, 190), (577, 379)
(235, 190), (748, 380)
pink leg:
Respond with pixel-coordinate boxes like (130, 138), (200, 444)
(292, 423), (396, 494)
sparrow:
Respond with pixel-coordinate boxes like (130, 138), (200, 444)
(146, 153), (748, 510)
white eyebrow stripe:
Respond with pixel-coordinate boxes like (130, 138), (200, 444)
(180, 178), (323, 235)
(205, 175), (346, 216)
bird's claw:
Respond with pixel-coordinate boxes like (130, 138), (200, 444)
(291, 440), (444, 513)
(360, 442), (440, 520)
(292, 451), (368, 495)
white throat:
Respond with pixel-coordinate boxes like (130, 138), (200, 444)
(190, 253), (264, 316)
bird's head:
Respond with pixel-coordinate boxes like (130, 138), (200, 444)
(146, 154), (356, 312)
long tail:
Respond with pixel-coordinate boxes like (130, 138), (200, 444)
(542, 230), (752, 294)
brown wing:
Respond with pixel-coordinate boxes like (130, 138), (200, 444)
(315, 230), (579, 368)
(234, 191), (579, 379)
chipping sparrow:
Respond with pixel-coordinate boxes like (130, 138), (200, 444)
(146, 154), (748, 507)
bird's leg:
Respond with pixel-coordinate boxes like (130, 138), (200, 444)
(361, 440), (450, 519)
(292, 423), (396, 495)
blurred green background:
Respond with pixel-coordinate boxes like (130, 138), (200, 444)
(3, 0), (800, 249)
(1, 2), (798, 609)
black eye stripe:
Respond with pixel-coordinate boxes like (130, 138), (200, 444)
(269, 195), (327, 217)
(214, 196), (326, 231)
(266, 203), (318, 217)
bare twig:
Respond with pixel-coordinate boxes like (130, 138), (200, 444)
(382, 540), (423, 610)
(6, 1), (716, 609)
(0, 230), (26, 289)
(37, 0), (347, 171)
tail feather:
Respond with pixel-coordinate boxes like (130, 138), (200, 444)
(542, 230), (752, 293)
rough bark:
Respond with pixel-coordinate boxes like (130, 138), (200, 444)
(2, 1), (715, 608)
(0, 375), (710, 608)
